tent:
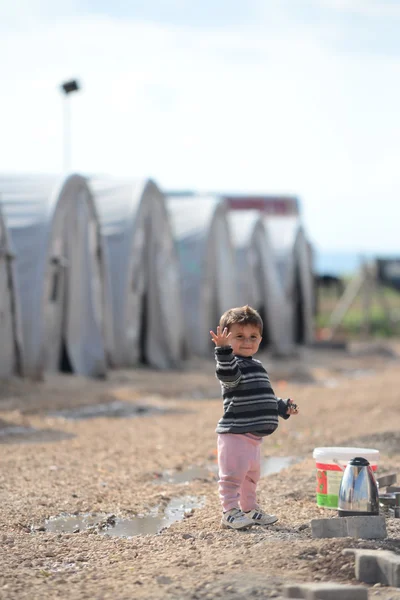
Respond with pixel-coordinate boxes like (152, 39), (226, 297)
(0, 204), (23, 377)
(91, 178), (183, 369)
(166, 195), (238, 357)
(0, 174), (113, 378)
(264, 216), (314, 344)
(228, 211), (293, 354)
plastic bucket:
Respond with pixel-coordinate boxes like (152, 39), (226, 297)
(313, 446), (379, 509)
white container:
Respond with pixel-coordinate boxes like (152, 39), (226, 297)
(312, 446), (379, 509)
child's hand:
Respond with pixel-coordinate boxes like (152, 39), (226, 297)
(286, 399), (299, 415)
(210, 326), (232, 347)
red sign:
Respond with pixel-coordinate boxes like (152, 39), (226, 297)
(225, 195), (299, 216)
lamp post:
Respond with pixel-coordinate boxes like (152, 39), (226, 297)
(60, 79), (80, 172)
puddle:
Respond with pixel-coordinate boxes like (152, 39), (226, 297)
(345, 368), (376, 379)
(48, 400), (183, 421)
(261, 456), (301, 477)
(0, 426), (75, 444)
(155, 465), (217, 484)
(322, 378), (339, 388)
(154, 457), (300, 484)
(45, 513), (107, 533)
(43, 495), (205, 537)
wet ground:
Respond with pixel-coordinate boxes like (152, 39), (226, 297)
(1, 342), (400, 599)
(44, 495), (205, 537)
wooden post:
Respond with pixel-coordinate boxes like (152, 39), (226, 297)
(361, 262), (372, 337)
(372, 260), (395, 333)
(327, 270), (365, 337)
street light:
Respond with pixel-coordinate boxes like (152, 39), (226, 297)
(60, 79), (81, 172)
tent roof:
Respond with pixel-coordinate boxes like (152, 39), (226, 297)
(167, 194), (238, 356)
(228, 210), (265, 248)
(0, 174), (110, 378)
(0, 174), (74, 228)
(91, 177), (183, 369)
(166, 195), (225, 239)
(264, 215), (300, 255)
(91, 178), (152, 235)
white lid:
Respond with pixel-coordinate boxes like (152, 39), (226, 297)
(313, 446), (380, 462)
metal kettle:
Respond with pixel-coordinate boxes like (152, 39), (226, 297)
(338, 456), (379, 517)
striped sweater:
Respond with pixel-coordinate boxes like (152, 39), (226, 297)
(214, 345), (290, 436)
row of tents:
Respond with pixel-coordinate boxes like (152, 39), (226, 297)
(0, 175), (315, 380)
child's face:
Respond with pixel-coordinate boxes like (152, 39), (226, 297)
(228, 323), (262, 357)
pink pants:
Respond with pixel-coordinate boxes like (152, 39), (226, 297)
(217, 433), (262, 512)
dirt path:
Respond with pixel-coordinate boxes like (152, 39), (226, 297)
(1, 343), (400, 599)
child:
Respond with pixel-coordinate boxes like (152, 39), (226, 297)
(210, 305), (299, 530)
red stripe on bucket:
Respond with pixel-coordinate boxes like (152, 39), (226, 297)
(316, 462), (377, 471)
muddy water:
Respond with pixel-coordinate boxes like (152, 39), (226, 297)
(0, 425), (75, 444)
(44, 495), (205, 537)
(47, 400), (169, 420)
(47, 399), (191, 421)
(157, 466), (217, 484)
(155, 457), (301, 484)
(261, 456), (301, 476)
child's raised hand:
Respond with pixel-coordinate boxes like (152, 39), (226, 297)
(286, 399), (299, 415)
(210, 326), (232, 347)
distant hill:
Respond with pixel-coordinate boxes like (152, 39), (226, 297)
(314, 251), (363, 276)
(313, 250), (400, 276)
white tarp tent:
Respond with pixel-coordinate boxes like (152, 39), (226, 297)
(91, 178), (183, 369)
(228, 211), (293, 354)
(166, 195), (238, 357)
(264, 216), (314, 344)
(0, 174), (113, 379)
(0, 204), (23, 377)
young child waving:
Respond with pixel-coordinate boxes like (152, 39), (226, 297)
(210, 305), (299, 530)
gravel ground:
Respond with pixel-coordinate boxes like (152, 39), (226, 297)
(1, 342), (400, 599)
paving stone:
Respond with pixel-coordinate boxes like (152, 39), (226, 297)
(311, 516), (386, 539)
(283, 582), (368, 599)
(377, 473), (397, 488)
(310, 518), (347, 538)
(344, 548), (400, 587)
(345, 516), (387, 539)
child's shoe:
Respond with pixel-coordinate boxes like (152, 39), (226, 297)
(221, 508), (254, 530)
(244, 508), (278, 526)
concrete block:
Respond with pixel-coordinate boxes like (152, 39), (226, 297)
(344, 548), (400, 587)
(283, 582), (368, 599)
(311, 516), (386, 539)
(386, 486), (400, 493)
(345, 515), (386, 539)
(311, 518), (347, 538)
(284, 585), (303, 598)
(377, 473), (397, 488)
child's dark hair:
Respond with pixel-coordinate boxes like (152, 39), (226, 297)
(219, 305), (263, 335)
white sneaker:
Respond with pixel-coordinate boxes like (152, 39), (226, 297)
(245, 508), (278, 526)
(221, 508), (255, 530)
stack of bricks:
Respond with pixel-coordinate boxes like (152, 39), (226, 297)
(283, 582), (368, 599)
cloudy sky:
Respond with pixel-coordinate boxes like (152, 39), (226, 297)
(1, 0), (400, 255)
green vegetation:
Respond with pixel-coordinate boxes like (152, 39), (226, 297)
(315, 281), (400, 338)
